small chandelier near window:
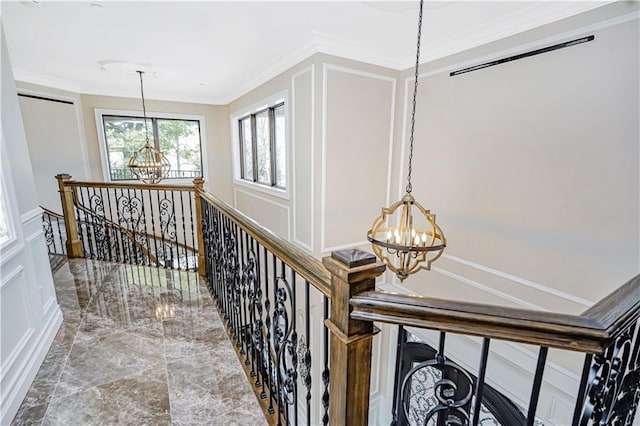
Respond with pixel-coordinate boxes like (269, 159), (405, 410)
(367, 0), (445, 282)
(128, 70), (170, 184)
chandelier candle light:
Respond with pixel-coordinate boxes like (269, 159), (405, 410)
(367, 0), (445, 282)
(128, 70), (171, 184)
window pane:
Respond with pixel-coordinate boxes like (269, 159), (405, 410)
(103, 116), (149, 180)
(274, 104), (286, 188)
(157, 119), (202, 179)
(255, 111), (271, 185)
(241, 117), (253, 180)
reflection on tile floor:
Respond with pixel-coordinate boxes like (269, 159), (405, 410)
(12, 258), (266, 426)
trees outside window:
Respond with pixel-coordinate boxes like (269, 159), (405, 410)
(238, 102), (286, 189)
(102, 115), (203, 181)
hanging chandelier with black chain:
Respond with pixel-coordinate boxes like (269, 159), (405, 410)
(367, 0), (446, 282)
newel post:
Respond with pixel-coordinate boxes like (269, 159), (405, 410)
(193, 178), (206, 277)
(55, 173), (83, 258)
(323, 249), (386, 425)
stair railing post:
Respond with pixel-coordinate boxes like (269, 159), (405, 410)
(323, 249), (385, 425)
(193, 178), (206, 276)
(55, 173), (83, 258)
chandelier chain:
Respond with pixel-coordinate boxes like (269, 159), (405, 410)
(137, 70), (151, 147)
(406, 0), (424, 194)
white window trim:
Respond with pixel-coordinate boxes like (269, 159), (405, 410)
(94, 108), (208, 184)
(229, 91), (290, 200)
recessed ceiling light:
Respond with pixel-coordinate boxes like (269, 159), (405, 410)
(98, 60), (155, 75)
(90, 3), (104, 9)
(19, 0), (42, 8)
(199, 82), (206, 86)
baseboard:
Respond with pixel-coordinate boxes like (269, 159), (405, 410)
(0, 304), (62, 425)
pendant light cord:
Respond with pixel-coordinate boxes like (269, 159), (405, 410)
(137, 70), (151, 147)
(406, 0), (424, 194)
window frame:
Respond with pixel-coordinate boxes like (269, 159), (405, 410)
(231, 92), (289, 199)
(95, 109), (208, 184)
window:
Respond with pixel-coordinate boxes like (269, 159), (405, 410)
(238, 102), (286, 189)
(97, 111), (204, 181)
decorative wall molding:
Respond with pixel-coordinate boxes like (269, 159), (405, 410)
(320, 63), (396, 254)
(291, 65), (315, 253)
(0, 302), (62, 426)
(233, 188), (292, 241)
(431, 264), (545, 311)
(19, 206), (42, 227)
(441, 253), (594, 307)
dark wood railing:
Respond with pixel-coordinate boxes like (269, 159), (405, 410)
(351, 277), (640, 425)
(52, 174), (640, 425)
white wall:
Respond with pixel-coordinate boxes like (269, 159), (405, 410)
(379, 5), (640, 424)
(0, 25), (63, 425)
(225, 4), (639, 424)
(17, 84), (88, 212)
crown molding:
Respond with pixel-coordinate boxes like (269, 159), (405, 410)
(398, 1), (614, 69)
(11, 1), (618, 105)
(13, 69), (82, 94)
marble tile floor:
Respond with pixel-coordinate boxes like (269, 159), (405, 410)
(12, 258), (267, 426)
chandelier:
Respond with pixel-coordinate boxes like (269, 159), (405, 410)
(367, 0), (446, 282)
(128, 70), (170, 184)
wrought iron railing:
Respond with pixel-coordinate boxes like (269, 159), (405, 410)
(199, 190), (331, 425)
(55, 174), (198, 271)
(41, 207), (67, 255)
(351, 277), (640, 425)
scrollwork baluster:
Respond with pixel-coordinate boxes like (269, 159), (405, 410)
(579, 319), (640, 426)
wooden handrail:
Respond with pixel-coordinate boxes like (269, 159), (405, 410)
(350, 274), (640, 354)
(65, 180), (194, 192)
(198, 189), (331, 298)
(41, 206), (64, 218)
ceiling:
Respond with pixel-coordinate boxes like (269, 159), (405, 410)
(2, 1), (610, 105)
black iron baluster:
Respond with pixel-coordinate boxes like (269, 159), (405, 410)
(291, 268), (299, 426)
(304, 280), (312, 426)
(233, 221), (242, 348)
(264, 247), (275, 415)
(79, 186), (95, 259)
(137, 188), (150, 267)
(178, 190), (188, 270)
(322, 295), (330, 426)
(471, 338), (491, 426)
(572, 353), (594, 426)
(274, 254), (283, 425)
(56, 213), (66, 254)
(238, 225), (247, 356)
(391, 326), (406, 426)
(526, 346), (548, 426)
(254, 238), (266, 400)
(436, 331), (447, 426)
(99, 187), (114, 262)
(170, 189), (179, 267)
(155, 189), (165, 267)
(188, 191), (196, 270)
(146, 188), (160, 268)
(104, 187), (120, 263)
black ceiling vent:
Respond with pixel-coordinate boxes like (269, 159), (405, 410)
(450, 35), (595, 77)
